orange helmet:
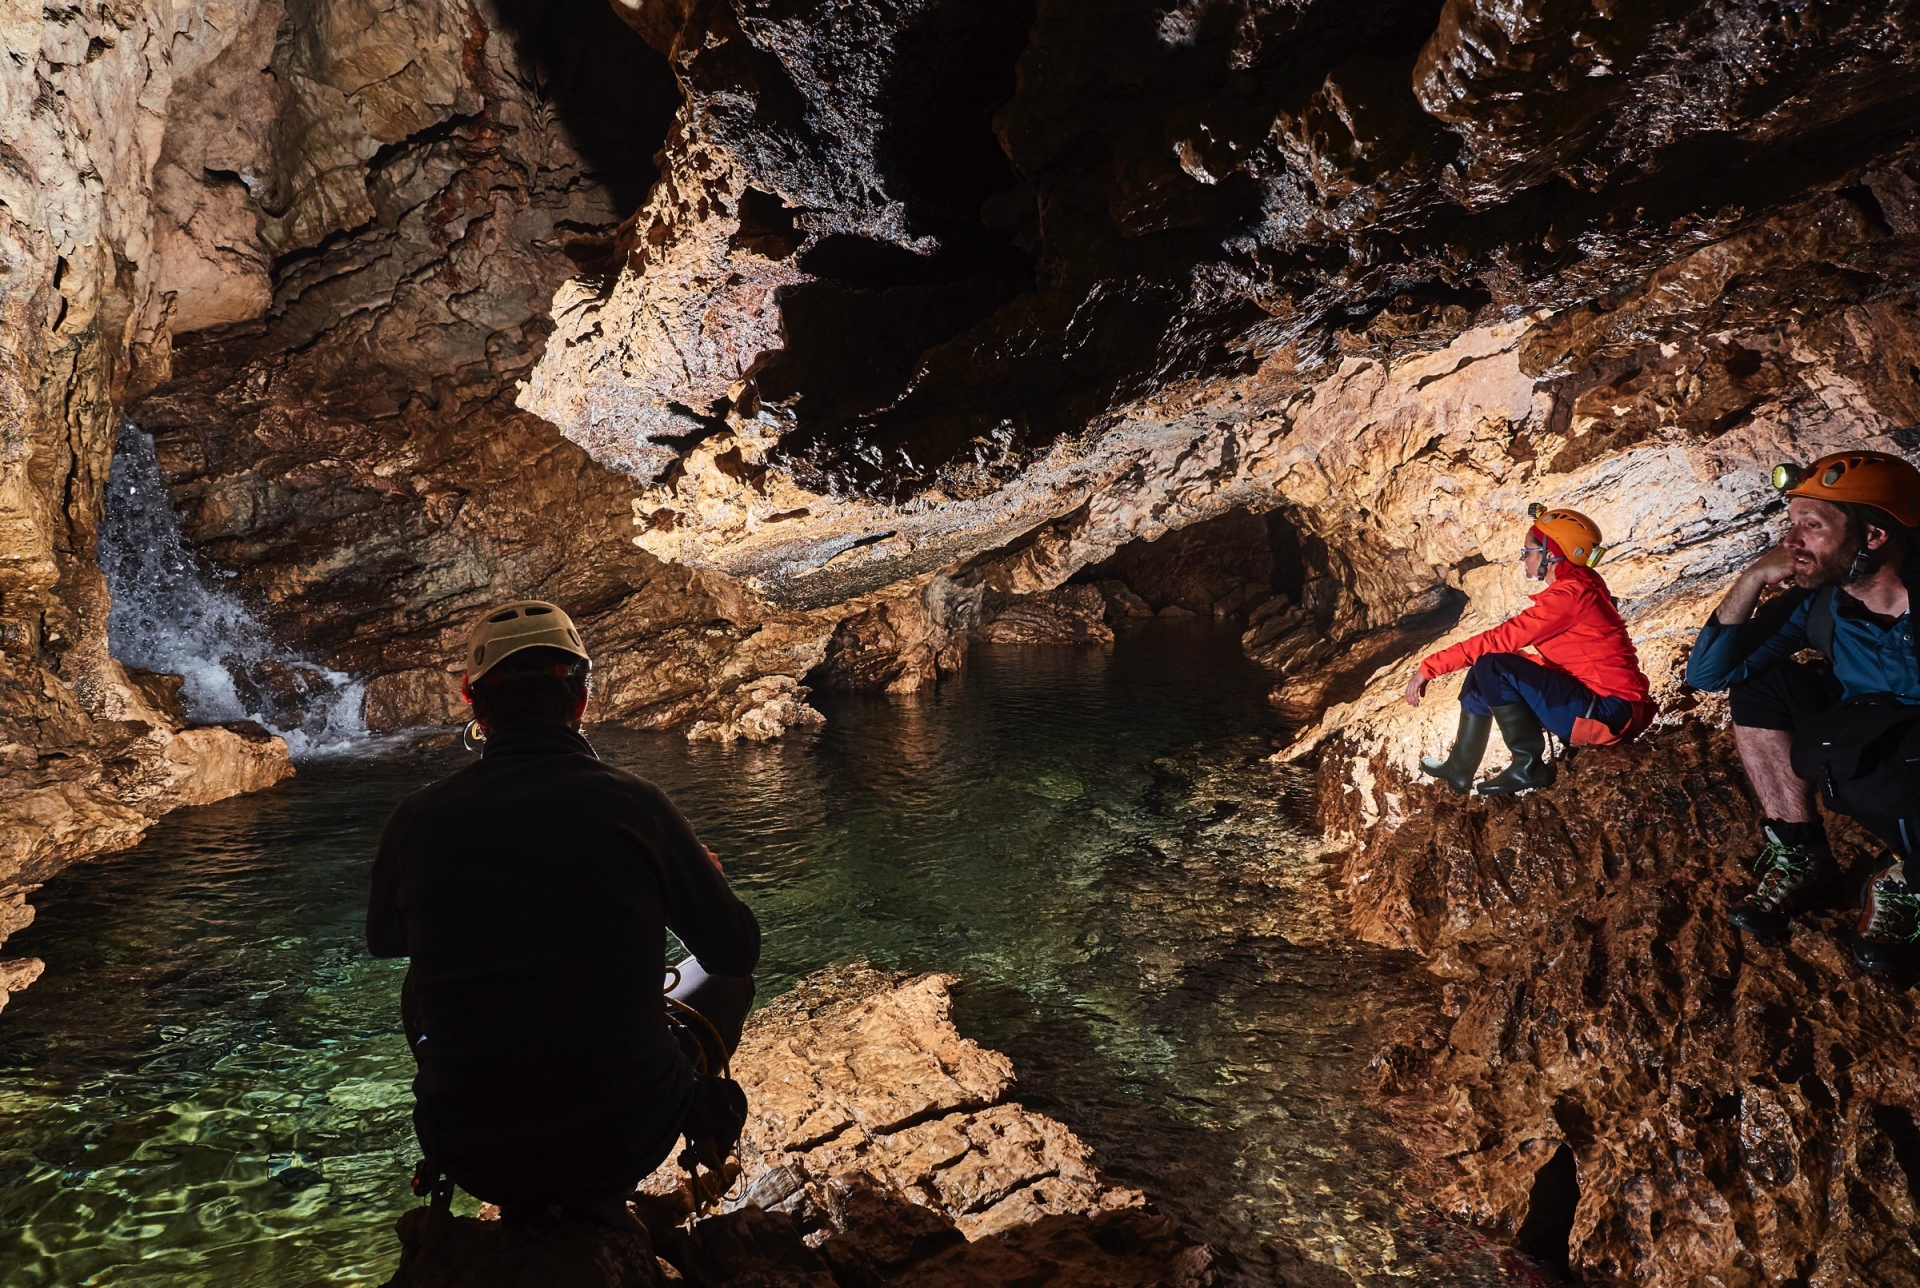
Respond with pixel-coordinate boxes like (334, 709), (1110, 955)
(1774, 450), (1920, 530)
(1526, 503), (1605, 567)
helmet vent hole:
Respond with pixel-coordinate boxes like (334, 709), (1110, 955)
(487, 609), (520, 623)
(526, 606), (553, 616)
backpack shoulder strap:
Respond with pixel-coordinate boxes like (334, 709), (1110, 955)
(1806, 584), (1838, 658)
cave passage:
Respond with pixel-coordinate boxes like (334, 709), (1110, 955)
(0, 625), (1553, 1285)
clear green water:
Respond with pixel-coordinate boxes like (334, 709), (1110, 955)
(0, 626), (1545, 1286)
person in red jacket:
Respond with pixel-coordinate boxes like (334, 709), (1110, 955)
(1404, 505), (1655, 795)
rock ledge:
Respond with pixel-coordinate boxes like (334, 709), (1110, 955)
(384, 963), (1216, 1287)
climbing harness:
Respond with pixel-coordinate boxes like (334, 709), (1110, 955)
(411, 1157), (455, 1214)
(664, 967), (749, 1215)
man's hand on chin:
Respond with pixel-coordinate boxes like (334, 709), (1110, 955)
(1752, 544), (1802, 588)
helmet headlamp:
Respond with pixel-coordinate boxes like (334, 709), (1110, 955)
(1770, 463), (1803, 492)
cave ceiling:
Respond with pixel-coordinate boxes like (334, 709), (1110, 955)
(129, 0), (1920, 627)
(507, 0), (1920, 603)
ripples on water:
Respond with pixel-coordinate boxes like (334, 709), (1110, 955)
(0, 626), (1549, 1286)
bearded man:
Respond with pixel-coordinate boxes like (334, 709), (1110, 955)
(1686, 450), (1920, 967)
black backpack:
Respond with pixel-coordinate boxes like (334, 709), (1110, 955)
(1791, 552), (1920, 819)
(1790, 692), (1920, 818)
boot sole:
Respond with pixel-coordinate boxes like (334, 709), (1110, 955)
(1475, 778), (1556, 796)
(1418, 766), (1473, 796)
(1729, 908), (1792, 936)
(1730, 884), (1843, 936)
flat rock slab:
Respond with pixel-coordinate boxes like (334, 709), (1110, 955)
(384, 962), (1216, 1286)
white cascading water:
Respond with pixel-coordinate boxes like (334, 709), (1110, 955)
(100, 419), (368, 756)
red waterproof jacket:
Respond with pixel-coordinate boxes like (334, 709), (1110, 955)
(1419, 563), (1653, 705)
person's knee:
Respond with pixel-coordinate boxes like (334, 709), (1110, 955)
(1728, 679), (1794, 732)
(1469, 653), (1519, 681)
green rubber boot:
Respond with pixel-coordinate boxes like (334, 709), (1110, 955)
(1475, 703), (1555, 795)
(1419, 708), (1492, 796)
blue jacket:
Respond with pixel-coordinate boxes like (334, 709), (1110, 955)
(1688, 585), (1919, 701)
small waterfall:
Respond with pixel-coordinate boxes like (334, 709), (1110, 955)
(100, 420), (367, 757)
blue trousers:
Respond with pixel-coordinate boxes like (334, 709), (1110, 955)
(1458, 653), (1631, 742)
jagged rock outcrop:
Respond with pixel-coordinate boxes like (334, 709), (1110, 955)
(1319, 723), (1920, 1285)
(382, 964), (1215, 1287)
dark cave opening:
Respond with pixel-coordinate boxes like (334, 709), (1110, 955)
(741, 0), (1042, 494)
(1076, 508), (1310, 617)
(874, 0), (1039, 254)
(490, 0), (681, 218)
(1515, 1143), (1579, 1279)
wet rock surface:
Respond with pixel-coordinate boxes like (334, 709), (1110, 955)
(1321, 722), (1920, 1285)
(383, 964), (1217, 1287)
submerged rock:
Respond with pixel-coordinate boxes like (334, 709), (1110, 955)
(382, 963), (1214, 1287)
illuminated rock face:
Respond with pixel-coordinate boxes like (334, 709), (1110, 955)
(1322, 725), (1920, 1287)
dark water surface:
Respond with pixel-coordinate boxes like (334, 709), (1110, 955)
(0, 626), (1543, 1286)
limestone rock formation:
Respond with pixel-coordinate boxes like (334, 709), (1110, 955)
(381, 964), (1215, 1287)
(1318, 724), (1920, 1285)
(686, 965), (1154, 1241)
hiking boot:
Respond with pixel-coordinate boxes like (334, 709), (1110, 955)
(1729, 824), (1838, 935)
(1420, 708), (1491, 796)
(1476, 703), (1555, 795)
(1853, 858), (1920, 973)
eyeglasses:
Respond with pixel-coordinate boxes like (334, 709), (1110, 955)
(1521, 545), (1548, 559)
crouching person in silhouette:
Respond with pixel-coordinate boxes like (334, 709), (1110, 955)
(368, 600), (759, 1223)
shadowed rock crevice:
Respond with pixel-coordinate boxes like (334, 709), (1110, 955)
(1514, 1143), (1577, 1279)
(490, 0), (682, 220)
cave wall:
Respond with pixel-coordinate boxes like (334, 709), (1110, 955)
(1324, 725), (1920, 1285)
(123, 0), (1052, 745)
(521, 0), (1920, 622)
(0, 0), (296, 998)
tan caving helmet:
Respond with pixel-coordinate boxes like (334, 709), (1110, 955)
(464, 600), (589, 683)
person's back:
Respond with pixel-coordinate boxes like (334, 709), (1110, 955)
(368, 601), (759, 1212)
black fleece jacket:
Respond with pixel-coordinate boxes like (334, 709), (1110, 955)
(367, 722), (760, 1199)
